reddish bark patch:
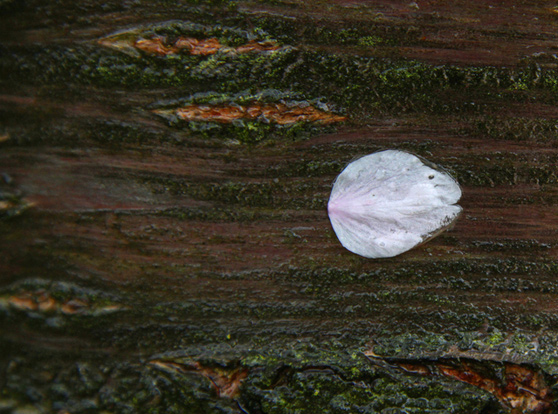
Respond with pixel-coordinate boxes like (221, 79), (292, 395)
(134, 36), (224, 56)
(0, 201), (12, 211)
(370, 355), (554, 414)
(8, 294), (37, 311)
(172, 37), (224, 55)
(0, 199), (34, 216)
(2, 290), (121, 316)
(101, 34), (280, 57)
(155, 103), (347, 125)
(234, 40), (281, 53)
(149, 360), (248, 398)
(60, 299), (89, 315)
(438, 362), (553, 414)
(133, 36), (178, 56)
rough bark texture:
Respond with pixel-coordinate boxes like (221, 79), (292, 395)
(3, 1), (558, 413)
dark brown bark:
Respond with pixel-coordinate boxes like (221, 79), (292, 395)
(2, 1), (558, 413)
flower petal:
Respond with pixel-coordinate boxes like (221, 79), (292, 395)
(328, 150), (462, 258)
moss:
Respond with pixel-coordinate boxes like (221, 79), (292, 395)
(2, 279), (555, 412)
(6, 23), (558, 123)
(250, 13), (416, 47)
(372, 330), (558, 378)
(161, 115), (332, 144)
(357, 35), (384, 47)
(239, 342), (494, 413)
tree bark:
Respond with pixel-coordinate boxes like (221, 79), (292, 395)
(2, 1), (558, 413)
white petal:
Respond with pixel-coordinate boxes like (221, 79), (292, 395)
(328, 150), (462, 258)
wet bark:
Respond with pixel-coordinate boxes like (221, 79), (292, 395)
(2, 1), (558, 413)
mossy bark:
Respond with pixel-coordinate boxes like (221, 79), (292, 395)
(2, 1), (558, 413)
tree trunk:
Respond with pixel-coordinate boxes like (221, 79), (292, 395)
(2, 1), (558, 413)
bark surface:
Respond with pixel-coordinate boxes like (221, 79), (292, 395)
(2, 1), (558, 413)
